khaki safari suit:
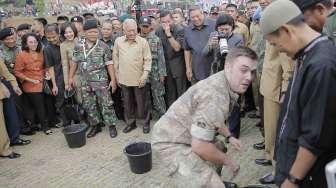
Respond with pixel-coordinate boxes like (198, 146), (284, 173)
(260, 43), (294, 169)
(234, 21), (250, 46)
(248, 21), (265, 107)
(152, 71), (239, 188)
(0, 60), (18, 156)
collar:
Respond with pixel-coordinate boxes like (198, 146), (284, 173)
(192, 19), (210, 30)
(124, 35), (139, 43)
(3, 44), (18, 52)
(328, 8), (336, 18)
(100, 37), (113, 43)
(293, 35), (328, 60)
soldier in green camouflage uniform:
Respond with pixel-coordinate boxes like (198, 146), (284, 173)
(70, 20), (118, 138)
(139, 16), (167, 117)
(0, 28), (20, 74)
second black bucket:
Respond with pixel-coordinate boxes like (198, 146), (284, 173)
(62, 124), (88, 148)
(124, 142), (152, 174)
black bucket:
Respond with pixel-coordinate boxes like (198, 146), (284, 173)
(124, 142), (152, 174)
(62, 124), (88, 148)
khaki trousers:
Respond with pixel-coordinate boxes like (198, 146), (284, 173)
(252, 72), (261, 108)
(263, 97), (280, 171)
(0, 101), (12, 156)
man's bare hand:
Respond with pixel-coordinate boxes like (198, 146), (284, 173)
(229, 137), (244, 152)
(227, 159), (240, 180)
(138, 73), (148, 88)
(186, 68), (193, 82)
(13, 86), (22, 96)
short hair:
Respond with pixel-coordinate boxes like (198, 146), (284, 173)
(246, 0), (258, 4)
(60, 22), (78, 39)
(160, 10), (172, 18)
(270, 14), (305, 36)
(44, 23), (59, 34)
(172, 9), (184, 17)
(57, 16), (69, 22)
(34, 17), (48, 26)
(188, 5), (203, 16)
(226, 46), (258, 64)
(21, 32), (43, 52)
(226, 3), (238, 10)
(122, 19), (137, 31)
(216, 14), (235, 30)
(313, 0), (333, 9)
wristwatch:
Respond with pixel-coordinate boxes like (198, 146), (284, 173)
(287, 174), (303, 185)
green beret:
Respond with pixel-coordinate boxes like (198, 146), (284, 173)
(83, 19), (98, 31)
(0, 27), (15, 40)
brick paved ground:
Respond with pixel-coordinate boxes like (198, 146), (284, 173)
(0, 115), (276, 188)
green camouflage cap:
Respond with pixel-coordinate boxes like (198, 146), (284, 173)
(260, 0), (302, 36)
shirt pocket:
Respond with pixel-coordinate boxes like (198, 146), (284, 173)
(92, 48), (104, 63)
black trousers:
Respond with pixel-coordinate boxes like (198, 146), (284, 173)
(229, 104), (241, 138)
(111, 86), (124, 121)
(165, 73), (187, 107)
(2, 80), (21, 144)
(25, 92), (48, 130)
(121, 84), (151, 127)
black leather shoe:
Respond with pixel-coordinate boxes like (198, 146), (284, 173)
(143, 125), (150, 134)
(87, 125), (102, 138)
(223, 181), (238, 188)
(123, 125), (137, 133)
(255, 158), (272, 166)
(20, 127), (35, 135)
(242, 185), (271, 188)
(10, 139), (31, 146)
(1, 152), (21, 159)
(255, 122), (262, 128)
(253, 141), (265, 150)
(109, 125), (117, 138)
(248, 113), (261, 119)
(259, 173), (275, 184)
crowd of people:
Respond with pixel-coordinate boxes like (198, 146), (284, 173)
(0, 0), (335, 187)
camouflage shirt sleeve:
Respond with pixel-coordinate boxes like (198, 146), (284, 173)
(104, 44), (113, 66)
(72, 45), (81, 64)
(190, 91), (230, 142)
(157, 38), (167, 77)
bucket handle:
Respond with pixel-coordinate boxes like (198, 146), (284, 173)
(123, 141), (152, 155)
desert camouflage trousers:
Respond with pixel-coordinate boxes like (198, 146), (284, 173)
(152, 140), (228, 188)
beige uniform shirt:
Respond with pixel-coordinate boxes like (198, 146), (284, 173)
(60, 39), (77, 86)
(260, 42), (294, 102)
(0, 59), (18, 99)
(152, 71), (239, 145)
(113, 35), (152, 87)
(234, 21), (250, 46)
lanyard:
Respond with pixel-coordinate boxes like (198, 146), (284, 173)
(278, 36), (329, 142)
(83, 40), (98, 59)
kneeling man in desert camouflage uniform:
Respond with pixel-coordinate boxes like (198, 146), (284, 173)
(152, 46), (258, 188)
